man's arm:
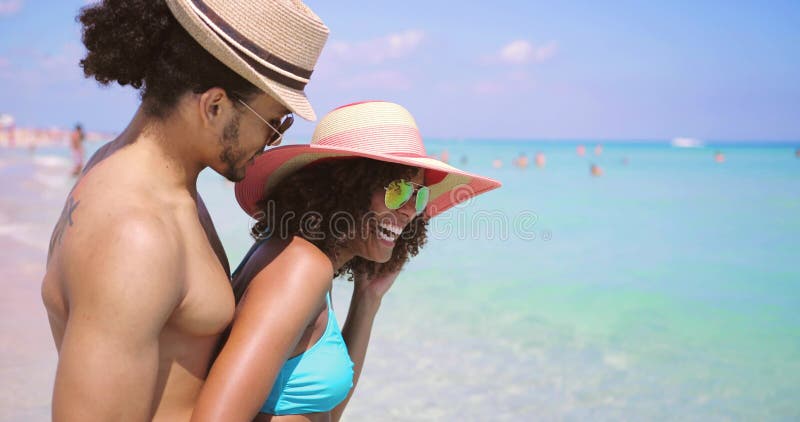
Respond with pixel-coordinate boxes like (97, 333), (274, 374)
(52, 215), (183, 421)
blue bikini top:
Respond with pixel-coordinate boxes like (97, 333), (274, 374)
(260, 292), (355, 415)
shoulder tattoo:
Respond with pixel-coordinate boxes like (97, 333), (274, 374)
(48, 196), (80, 258)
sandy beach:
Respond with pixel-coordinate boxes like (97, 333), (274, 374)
(0, 150), (70, 421)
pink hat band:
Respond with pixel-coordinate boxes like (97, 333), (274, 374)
(312, 125), (426, 157)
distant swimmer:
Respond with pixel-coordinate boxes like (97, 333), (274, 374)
(513, 152), (529, 169)
(795, 148), (800, 158)
(492, 158), (503, 168)
(714, 151), (725, 163)
(70, 123), (86, 176)
(590, 163), (603, 177)
(440, 149), (450, 164)
(535, 151), (546, 168)
(594, 144), (603, 156)
(576, 144), (586, 156)
(0, 113), (14, 148)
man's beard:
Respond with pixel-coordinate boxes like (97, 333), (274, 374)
(218, 113), (246, 182)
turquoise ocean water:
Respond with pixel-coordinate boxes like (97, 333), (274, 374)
(16, 139), (800, 419)
(198, 139), (800, 420)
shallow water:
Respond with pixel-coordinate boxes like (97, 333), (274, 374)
(206, 140), (800, 420)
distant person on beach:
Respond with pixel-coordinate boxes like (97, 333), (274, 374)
(535, 151), (546, 168)
(69, 123), (85, 176)
(594, 143), (603, 156)
(715, 151), (726, 163)
(492, 158), (503, 168)
(591, 163), (604, 177)
(440, 148), (450, 164)
(192, 102), (500, 421)
(40, 1), (329, 420)
(794, 148), (799, 158)
(576, 144), (586, 156)
(0, 113), (14, 147)
(513, 152), (529, 168)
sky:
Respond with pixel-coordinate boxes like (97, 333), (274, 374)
(0, 0), (799, 142)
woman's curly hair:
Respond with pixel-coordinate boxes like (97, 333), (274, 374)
(78, 0), (259, 117)
(251, 158), (429, 282)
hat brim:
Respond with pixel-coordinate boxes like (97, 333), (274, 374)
(235, 144), (502, 219)
(167, 0), (317, 121)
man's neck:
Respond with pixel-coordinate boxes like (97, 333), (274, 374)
(114, 104), (206, 196)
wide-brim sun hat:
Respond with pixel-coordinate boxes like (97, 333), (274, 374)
(165, 0), (329, 121)
(235, 101), (502, 219)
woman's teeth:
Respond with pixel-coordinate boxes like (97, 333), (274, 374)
(377, 222), (403, 242)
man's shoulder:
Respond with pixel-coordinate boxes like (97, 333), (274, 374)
(60, 185), (184, 278)
(53, 156), (194, 300)
(62, 206), (186, 310)
(50, 164), (180, 255)
(69, 161), (188, 241)
(77, 203), (182, 262)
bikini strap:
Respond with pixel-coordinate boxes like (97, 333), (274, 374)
(327, 291), (340, 320)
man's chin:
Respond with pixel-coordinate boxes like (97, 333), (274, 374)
(221, 167), (246, 183)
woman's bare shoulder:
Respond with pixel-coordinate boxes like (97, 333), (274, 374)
(239, 236), (333, 302)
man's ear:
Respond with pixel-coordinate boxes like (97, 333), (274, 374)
(198, 87), (230, 129)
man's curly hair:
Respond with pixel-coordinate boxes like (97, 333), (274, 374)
(78, 0), (260, 117)
(251, 158), (429, 282)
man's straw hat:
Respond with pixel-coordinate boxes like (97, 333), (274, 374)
(166, 0), (329, 120)
(235, 101), (502, 219)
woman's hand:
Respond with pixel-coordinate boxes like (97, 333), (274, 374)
(353, 270), (401, 303)
(334, 270), (400, 422)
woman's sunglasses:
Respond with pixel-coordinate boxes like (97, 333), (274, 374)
(384, 179), (430, 215)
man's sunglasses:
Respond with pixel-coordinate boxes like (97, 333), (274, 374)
(384, 179), (430, 215)
(237, 99), (294, 146)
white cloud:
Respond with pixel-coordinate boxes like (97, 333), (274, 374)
(533, 41), (558, 62)
(0, 0), (22, 16)
(497, 40), (558, 64)
(472, 71), (534, 96)
(386, 30), (425, 56)
(337, 70), (412, 91)
(0, 43), (85, 85)
(313, 29), (425, 89)
(473, 81), (505, 95)
(325, 29), (425, 65)
(39, 43), (84, 71)
(499, 40), (533, 64)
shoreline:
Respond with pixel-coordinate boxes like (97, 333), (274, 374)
(0, 150), (66, 421)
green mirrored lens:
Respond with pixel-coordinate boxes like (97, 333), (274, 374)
(385, 180), (413, 209)
(415, 186), (430, 214)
